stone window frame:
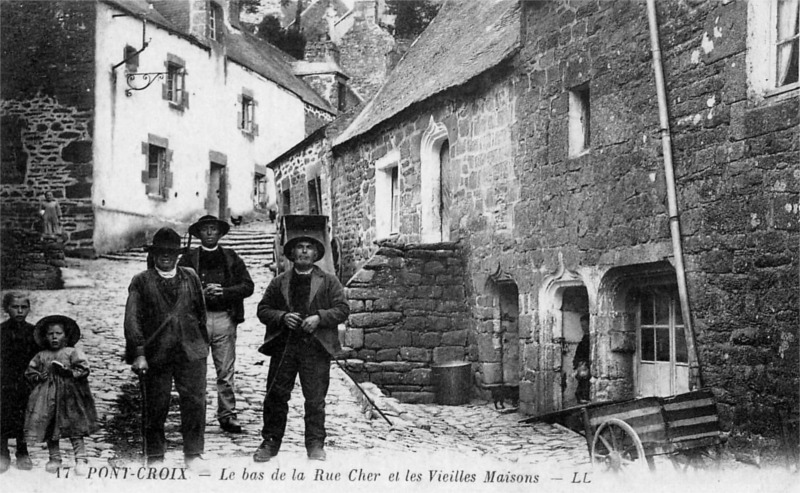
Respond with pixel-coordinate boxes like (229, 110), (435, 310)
(141, 134), (173, 201)
(568, 83), (591, 157)
(375, 147), (401, 239)
(162, 54), (188, 111)
(747, 0), (800, 100)
(238, 87), (259, 137)
(208, 1), (224, 42)
(280, 179), (291, 215)
(420, 116), (450, 242)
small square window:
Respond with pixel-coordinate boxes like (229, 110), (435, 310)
(568, 84), (590, 156)
(146, 144), (167, 197)
(165, 63), (185, 106)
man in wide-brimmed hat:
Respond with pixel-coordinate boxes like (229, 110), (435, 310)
(123, 227), (210, 473)
(253, 227), (349, 463)
(178, 215), (253, 434)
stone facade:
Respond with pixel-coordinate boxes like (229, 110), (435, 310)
(325, 0), (798, 455)
(338, 15), (395, 101)
(1, 1), (96, 286)
(343, 240), (471, 403)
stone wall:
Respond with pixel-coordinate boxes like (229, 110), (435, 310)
(327, 0), (798, 454)
(338, 17), (395, 101)
(0, 230), (64, 290)
(343, 240), (471, 403)
(1, 1), (96, 266)
(272, 131), (331, 217)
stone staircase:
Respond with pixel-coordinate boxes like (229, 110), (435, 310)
(100, 221), (276, 268)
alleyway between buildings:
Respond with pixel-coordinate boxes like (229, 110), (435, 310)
(2, 222), (791, 493)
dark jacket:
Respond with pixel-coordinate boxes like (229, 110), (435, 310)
(257, 265), (349, 357)
(178, 246), (254, 324)
(1, 319), (38, 437)
(124, 267), (208, 367)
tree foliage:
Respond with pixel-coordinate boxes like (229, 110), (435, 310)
(256, 14), (306, 60)
(385, 0), (441, 40)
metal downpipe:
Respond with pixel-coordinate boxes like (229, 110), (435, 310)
(646, 0), (702, 389)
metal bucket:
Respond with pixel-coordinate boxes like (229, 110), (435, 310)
(432, 361), (472, 405)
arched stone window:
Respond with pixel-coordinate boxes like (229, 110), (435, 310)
(420, 116), (449, 242)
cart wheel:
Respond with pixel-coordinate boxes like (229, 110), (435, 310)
(591, 418), (648, 473)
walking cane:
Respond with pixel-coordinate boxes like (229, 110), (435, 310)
(333, 358), (393, 426)
(138, 372), (148, 467)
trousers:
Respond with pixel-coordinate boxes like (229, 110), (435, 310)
(207, 311), (238, 421)
(142, 357), (206, 458)
(47, 437), (86, 461)
(260, 333), (331, 450)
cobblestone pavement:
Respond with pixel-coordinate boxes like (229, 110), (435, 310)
(2, 224), (790, 493)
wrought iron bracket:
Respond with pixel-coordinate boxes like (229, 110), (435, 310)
(125, 72), (166, 97)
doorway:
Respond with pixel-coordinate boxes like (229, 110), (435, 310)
(560, 286), (589, 408)
(208, 163), (227, 218)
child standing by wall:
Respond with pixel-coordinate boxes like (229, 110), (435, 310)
(0, 292), (39, 473)
(24, 315), (97, 475)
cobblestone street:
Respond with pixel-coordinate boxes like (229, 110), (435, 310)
(1, 225), (791, 493)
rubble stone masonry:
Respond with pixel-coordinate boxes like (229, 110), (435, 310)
(343, 240), (471, 403)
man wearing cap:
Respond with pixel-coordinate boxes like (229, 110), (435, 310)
(123, 227), (210, 473)
(253, 230), (349, 462)
(179, 215), (254, 434)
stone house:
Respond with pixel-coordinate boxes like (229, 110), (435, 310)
(313, 0), (796, 453)
(0, 0), (334, 261)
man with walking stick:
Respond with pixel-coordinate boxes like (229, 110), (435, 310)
(253, 226), (349, 462)
(124, 227), (210, 473)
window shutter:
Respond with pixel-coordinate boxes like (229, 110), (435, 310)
(237, 112), (242, 129)
(252, 123), (259, 136)
(183, 91), (190, 109)
(141, 170), (149, 184)
(164, 171), (174, 189)
(141, 142), (149, 155)
(162, 82), (168, 101)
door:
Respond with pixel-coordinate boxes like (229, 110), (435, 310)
(208, 163), (226, 218)
(637, 287), (689, 397)
(559, 286), (589, 408)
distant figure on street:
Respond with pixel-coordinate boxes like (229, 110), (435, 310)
(24, 315), (97, 476)
(124, 227), (210, 473)
(253, 229), (349, 462)
(39, 191), (63, 238)
(573, 314), (591, 404)
(0, 292), (38, 473)
(179, 215), (254, 434)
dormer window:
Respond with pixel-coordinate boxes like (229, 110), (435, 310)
(209, 2), (224, 41)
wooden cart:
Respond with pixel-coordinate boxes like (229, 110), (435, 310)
(523, 389), (723, 472)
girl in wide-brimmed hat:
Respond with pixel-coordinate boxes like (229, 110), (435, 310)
(24, 315), (97, 476)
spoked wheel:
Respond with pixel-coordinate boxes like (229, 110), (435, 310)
(591, 418), (648, 473)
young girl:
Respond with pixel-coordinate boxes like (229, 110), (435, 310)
(24, 315), (97, 475)
(39, 191), (63, 238)
(0, 292), (39, 473)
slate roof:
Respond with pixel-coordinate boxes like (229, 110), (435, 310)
(333, 0), (520, 147)
(103, 0), (333, 113)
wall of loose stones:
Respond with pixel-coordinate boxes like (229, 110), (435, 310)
(343, 240), (471, 403)
(1, 1), (97, 287)
(516, 0), (798, 448)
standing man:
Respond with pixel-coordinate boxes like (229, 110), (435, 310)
(179, 215), (253, 433)
(253, 229), (349, 462)
(124, 227), (210, 473)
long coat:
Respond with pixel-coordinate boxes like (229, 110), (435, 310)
(0, 320), (38, 438)
(257, 265), (349, 357)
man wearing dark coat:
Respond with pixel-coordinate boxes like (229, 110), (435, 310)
(124, 227), (210, 473)
(179, 215), (254, 433)
(253, 231), (349, 462)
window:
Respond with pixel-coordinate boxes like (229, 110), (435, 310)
(337, 82), (347, 112)
(749, 0), (800, 96)
(637, 287), (689, 397)
(281, 188), (291, 215)
(141, 135), (172, 199)
(390, 166), (400, 233)
(209, 2), (223, 41)
(162, 55), (188, 109)
(776, 0), (799, 87)
(307, 177), (322, 215)
(568, 84), (590, 156)
(238, 90), (259, 135)
(375, 148), (401, 238)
